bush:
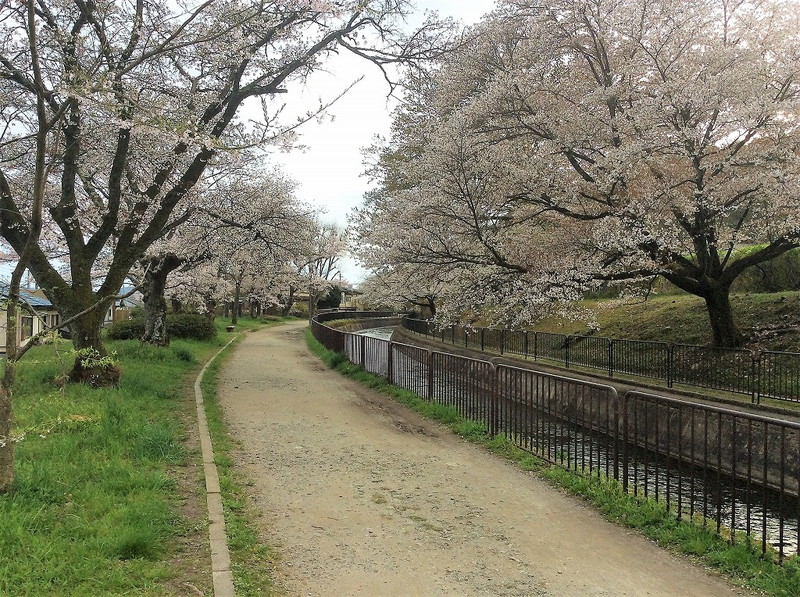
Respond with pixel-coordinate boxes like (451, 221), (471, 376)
(107, 319), (145, 340)
(106, 313), (216, 342)
(166, 313), (216, 341)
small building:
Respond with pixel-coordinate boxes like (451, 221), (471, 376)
(0, 284), (61, 353)
(103, 286), (143, 326)
(339, 288), (364, 311)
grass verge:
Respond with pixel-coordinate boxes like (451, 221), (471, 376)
(305, 328), (800, 597)
(0, 335), (222, 596)
(214, 314), (298, 336)
(200, 323), (282, 596)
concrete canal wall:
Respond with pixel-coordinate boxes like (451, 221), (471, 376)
(330, 317), (403, 333)
(390, 327), (800, 496)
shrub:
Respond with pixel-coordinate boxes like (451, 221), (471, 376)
(166, 313), (216, 341)
(107, 319), (145, 340)
(107, 313), (216, 342)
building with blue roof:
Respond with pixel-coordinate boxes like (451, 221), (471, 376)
(0, 283), (61, 353)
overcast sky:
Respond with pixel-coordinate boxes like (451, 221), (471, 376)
(270, 1), (497, 282)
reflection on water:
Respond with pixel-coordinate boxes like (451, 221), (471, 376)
(355, 327), (395, 340)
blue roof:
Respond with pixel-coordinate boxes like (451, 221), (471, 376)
(0, 283), (53, 308)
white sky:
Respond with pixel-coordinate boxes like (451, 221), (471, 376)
(270, 0), (497, 282)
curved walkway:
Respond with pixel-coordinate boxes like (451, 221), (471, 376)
(218, 321), (752, 596)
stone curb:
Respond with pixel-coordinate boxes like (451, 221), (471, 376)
(194, 339), (237, 597)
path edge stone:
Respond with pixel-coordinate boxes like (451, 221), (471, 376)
(194, 338), (238, 597)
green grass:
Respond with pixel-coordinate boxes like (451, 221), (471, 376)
(1, 316), (290, 595)
(215, 314), (299, 336)
(305, 329), (800, 596)
(0, 335), (222, 596)
(526, 291), (800, 352)
(200, 324), (282, 596)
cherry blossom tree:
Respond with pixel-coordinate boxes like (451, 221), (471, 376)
(0, 0), (455, 381)
(0, 0), (49, 493)
(363, 0), (800, 345)
(163, 215), (344, 321)
(137, 166), (310, 341)
(165, 261), (231, 319)
(356, 265), (449, 316)
(299, 220), (348, 317)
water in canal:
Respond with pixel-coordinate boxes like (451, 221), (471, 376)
(356, 327), (395, 340)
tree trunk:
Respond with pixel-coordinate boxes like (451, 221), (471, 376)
(231, 281), (242, 325)
(281, 286), (296, 317)
(68, 306), (120, 386)
(308, 287), (319, 320)
(141, 256), (183, 346)
(0, 278), (21, 493)
(204, 298), (217, 320)
(703, 286), (742, 348)
(0, 299), (18, 493)
(171, 298), (183, 314)
(0, 384), (12, 493)
(142, 286), (169, 347)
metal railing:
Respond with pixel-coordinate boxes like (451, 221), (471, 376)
(402, 317), (800, 405)
(311, 315), (800, 561)
(623, 391), (800, 557)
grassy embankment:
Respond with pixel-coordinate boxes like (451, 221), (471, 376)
(527, 291), (800, 353)
(305, 327), (800, 597)
(0, 315), (285, 596)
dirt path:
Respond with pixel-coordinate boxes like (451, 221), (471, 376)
(218, 322), (753, 596)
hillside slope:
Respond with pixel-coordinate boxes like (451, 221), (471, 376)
(529, 291), (800, 352)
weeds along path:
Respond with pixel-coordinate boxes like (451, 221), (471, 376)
(218, 321), (751, 597)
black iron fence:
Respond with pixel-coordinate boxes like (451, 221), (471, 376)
(310, 311), (398, 353)
(402, 317), (800, 405)
(312, 315), (800, 562)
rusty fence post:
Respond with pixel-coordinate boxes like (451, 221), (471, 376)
(620, 391), (628, 492)
(667, 344), (674, 388)
(427, 350), (435, 401)
(387, 341), (394, 384)
(608, 340), (614, 378)
(490, 364), (499, 437)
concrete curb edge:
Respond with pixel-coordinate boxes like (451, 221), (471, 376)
(194, 338), (238, 597)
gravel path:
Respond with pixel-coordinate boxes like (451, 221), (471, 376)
(218, 322), (753, 596)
